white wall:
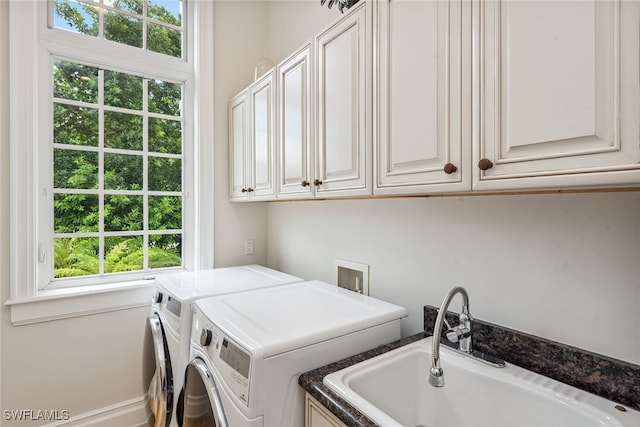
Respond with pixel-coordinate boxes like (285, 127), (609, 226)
(267, 194), (640, 364)
(261, 1), (640, 365)
(213, 1), (271, 267)
(265, 0), (338, 61)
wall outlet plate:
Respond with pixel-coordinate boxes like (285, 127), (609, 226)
(244, 239), (255, 255)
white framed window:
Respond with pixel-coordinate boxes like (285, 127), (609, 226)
(7, 0), (214, 324)
(44, 57), (186, 289)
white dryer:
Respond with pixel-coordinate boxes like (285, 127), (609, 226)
(146, 265), (302, 427)
(182, 280), (408, 427)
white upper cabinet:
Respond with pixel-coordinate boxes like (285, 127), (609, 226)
(229, 70), (276, 201)
(231, 0), (639, 201)
(229, 89), (249, 200)
(277, 44), (314, 199)
(314, 1), (372, 197)
(375, 0), (471, 195)
(250, 71), (276, 199)
(473, 0), (640, 190)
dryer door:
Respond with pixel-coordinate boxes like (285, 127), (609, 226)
(183, 357), (228, 427)
(148, 313), (174, 427)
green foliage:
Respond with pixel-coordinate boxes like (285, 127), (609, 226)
(148, 23), (182, 58)
(54, 149), (99, 189)
(149, 80), (182, 116)
(54, 194), (99, 233)
(54, 103), (99, 147)
(105, 111), (143, 150)
(149, 246), (182, 269)
(53, 61), (98, 102)
(149, 157), (182, 191)
(105, 237), (144, 272)
(103, 236), (182, 272)
(149, 117), (181, 154)
(54, 238), (99, 278)
(104, 195), (144, 231)
(149, 196), (182, 230)
(104, 153), (144, 190)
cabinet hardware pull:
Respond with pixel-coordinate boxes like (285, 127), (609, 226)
(301, 180), (310, 187)
(478, 158), (493, 171)
(443, 163), (457, 174)
(241, 188), (247, 193)
(313, 179), (323, 186)
(247, 187), (254, 192)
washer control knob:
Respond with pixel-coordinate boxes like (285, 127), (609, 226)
(154, 291), (163, 304)
(200, 329), (213, 347)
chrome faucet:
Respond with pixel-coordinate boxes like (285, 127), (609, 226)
(429, 286), (472, 387)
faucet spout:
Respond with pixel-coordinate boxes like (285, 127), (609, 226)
(429, 286), (471, 388)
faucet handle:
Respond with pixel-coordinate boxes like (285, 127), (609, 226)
(445, 325), (471, 344)
(443, 317), (453, 331)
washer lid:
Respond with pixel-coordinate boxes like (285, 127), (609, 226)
(195, 280), (408, 358)
(154, 265), (303, 302)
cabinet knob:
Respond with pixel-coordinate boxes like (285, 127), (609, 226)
(247, 187), (254, 193)
(443, 163), (457, 174)
(241, 188), (247, 193)
(313, 179), (323, 186)
(301, 180), (310, 187)
(478, 158), (493, 171)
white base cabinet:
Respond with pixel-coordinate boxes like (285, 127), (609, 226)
(305, 393), (347, 427)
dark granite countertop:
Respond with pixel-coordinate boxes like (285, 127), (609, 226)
(299, 331), (428, 427)
(298, 306), (640, 426)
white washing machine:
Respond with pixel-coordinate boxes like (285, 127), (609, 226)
(146, 265), (303, 427)
(182, 280), (408, 427)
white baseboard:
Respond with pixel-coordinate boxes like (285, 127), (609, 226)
(43, 396), (149, 427)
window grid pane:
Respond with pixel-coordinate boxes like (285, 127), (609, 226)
(52, 58), (183, 281)
(52, 0), (184, 60)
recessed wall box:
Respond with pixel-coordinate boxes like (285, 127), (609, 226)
(334, 258), (369, 296)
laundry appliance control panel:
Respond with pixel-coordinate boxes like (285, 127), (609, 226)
(191, 307), (252, 406)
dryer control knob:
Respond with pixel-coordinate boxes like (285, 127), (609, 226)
(154, 291), (163, 304)
(200, 329), (212, 347)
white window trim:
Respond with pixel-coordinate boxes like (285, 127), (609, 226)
(6, 0), (214, 325)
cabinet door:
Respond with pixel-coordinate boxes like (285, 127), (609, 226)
(229, 90), (249, 200)
(315, 2), (372, 197)
(375, 0), (470, 195)
(249, 71), (276, 199)
(277, 44), (314, 199)
(474, 0), (640, 190)
(305, 394), (346, 427)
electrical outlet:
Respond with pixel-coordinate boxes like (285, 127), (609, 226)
(244, 239), (255, 255)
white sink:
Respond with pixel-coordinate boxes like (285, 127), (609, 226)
(323, 336), (640, 427)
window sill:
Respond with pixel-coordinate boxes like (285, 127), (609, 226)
(5, 280), (155, 325)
